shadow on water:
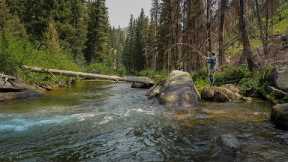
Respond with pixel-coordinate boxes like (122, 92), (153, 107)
(0, 81), (287, 162)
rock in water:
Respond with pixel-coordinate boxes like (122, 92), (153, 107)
(217, 134), (241, 151)
(273, 67), (288, 92)
(131, 82), (153, 89)
(271, 103), (288, 130)
(211, 134), (241, 162)
(147, 70), (200, 109)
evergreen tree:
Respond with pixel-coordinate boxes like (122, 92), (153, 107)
(122, 15), (135, 72)
(44, 19), (62, 54)
(134, 9), (146, 72)
(84, 0), (110, 64)
(110, 26), (126, 70)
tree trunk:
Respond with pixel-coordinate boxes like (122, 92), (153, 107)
(218, 0), (227, 65)
(207, 0), (212, 52)
(239, 0), (258, 71)
(255, 0), (269, 56)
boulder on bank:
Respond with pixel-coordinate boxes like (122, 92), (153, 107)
(0, 74), (42, 102)
(273, 67), (288, 92)
(201, 84), (248, 102)
(146, 70), (200, 109)
(271, 103), (288, 130)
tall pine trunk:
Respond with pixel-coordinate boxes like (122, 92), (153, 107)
(218, 0), (227, 66)
(255, 0), (269, 56)
(206, 0), (212, 52)
(239, 0), (258, 71)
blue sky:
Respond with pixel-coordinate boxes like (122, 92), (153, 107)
(106, 0), (152, 27)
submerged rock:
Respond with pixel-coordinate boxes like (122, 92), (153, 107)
(271, 103), (288, 130)
(217, 134), (241, 151)
(131, 82), (153, 89)
(147, 70), (200, 109)
(0, 91), (41, 102)
(273, 67), (288, 92)
(210, 134), (241, 162)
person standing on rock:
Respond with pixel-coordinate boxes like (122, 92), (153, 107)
(206, 52), (218, 85)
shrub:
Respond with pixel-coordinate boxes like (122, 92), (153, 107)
(215, 64), (251, 85)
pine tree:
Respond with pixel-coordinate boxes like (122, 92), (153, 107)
(84, 0), (110, 64)
(122, 15), (135, 73)
(134, 9), (146, 72)
(44, 19), (62, 54)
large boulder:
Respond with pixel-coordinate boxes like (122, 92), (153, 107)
(201, 84), (249, 102)
(146, 70), (200, 109)
(271, 103), (288, 130)
(273, 67), (288, 92)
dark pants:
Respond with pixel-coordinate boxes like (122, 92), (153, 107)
(208, 64), (216, 85)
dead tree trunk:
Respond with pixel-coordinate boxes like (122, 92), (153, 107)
(206, 0), (212, 52)
(22, 65), (155, 85)
(218, 0), (227, 65)
(239, 0), (258, 71)
(255, 0), (269, 56)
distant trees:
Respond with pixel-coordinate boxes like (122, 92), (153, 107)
(122, 10), (149, 73)
(1, 0), (287, 75)
(120, 0), (286, 74)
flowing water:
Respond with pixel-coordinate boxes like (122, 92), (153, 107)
(0, 81), (287, 162)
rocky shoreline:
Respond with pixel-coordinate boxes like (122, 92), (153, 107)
(0, 74), (44, 102)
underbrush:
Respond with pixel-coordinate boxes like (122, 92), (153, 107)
(0, 34), (80, 87)
(192, 64), (286, 103)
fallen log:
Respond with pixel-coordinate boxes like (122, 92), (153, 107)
(22, 65), (155, 85)
(0, 73), (16, 80)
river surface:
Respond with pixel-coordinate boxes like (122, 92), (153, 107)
(0, 81), (287, 162)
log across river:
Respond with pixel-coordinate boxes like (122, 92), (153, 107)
(22, 65), (155, 85)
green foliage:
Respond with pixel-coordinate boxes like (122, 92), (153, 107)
(238, 78), (259, 95)
(6, 0), (88, 64)
(214, 65), (251, 85)
(138, 69), (167, 82)
(192, 68), (210, 91)
(86, 63), (126, 76)
(274, 2), (288, 34)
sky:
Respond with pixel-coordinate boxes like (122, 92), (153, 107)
(106, 0), (152, 28)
